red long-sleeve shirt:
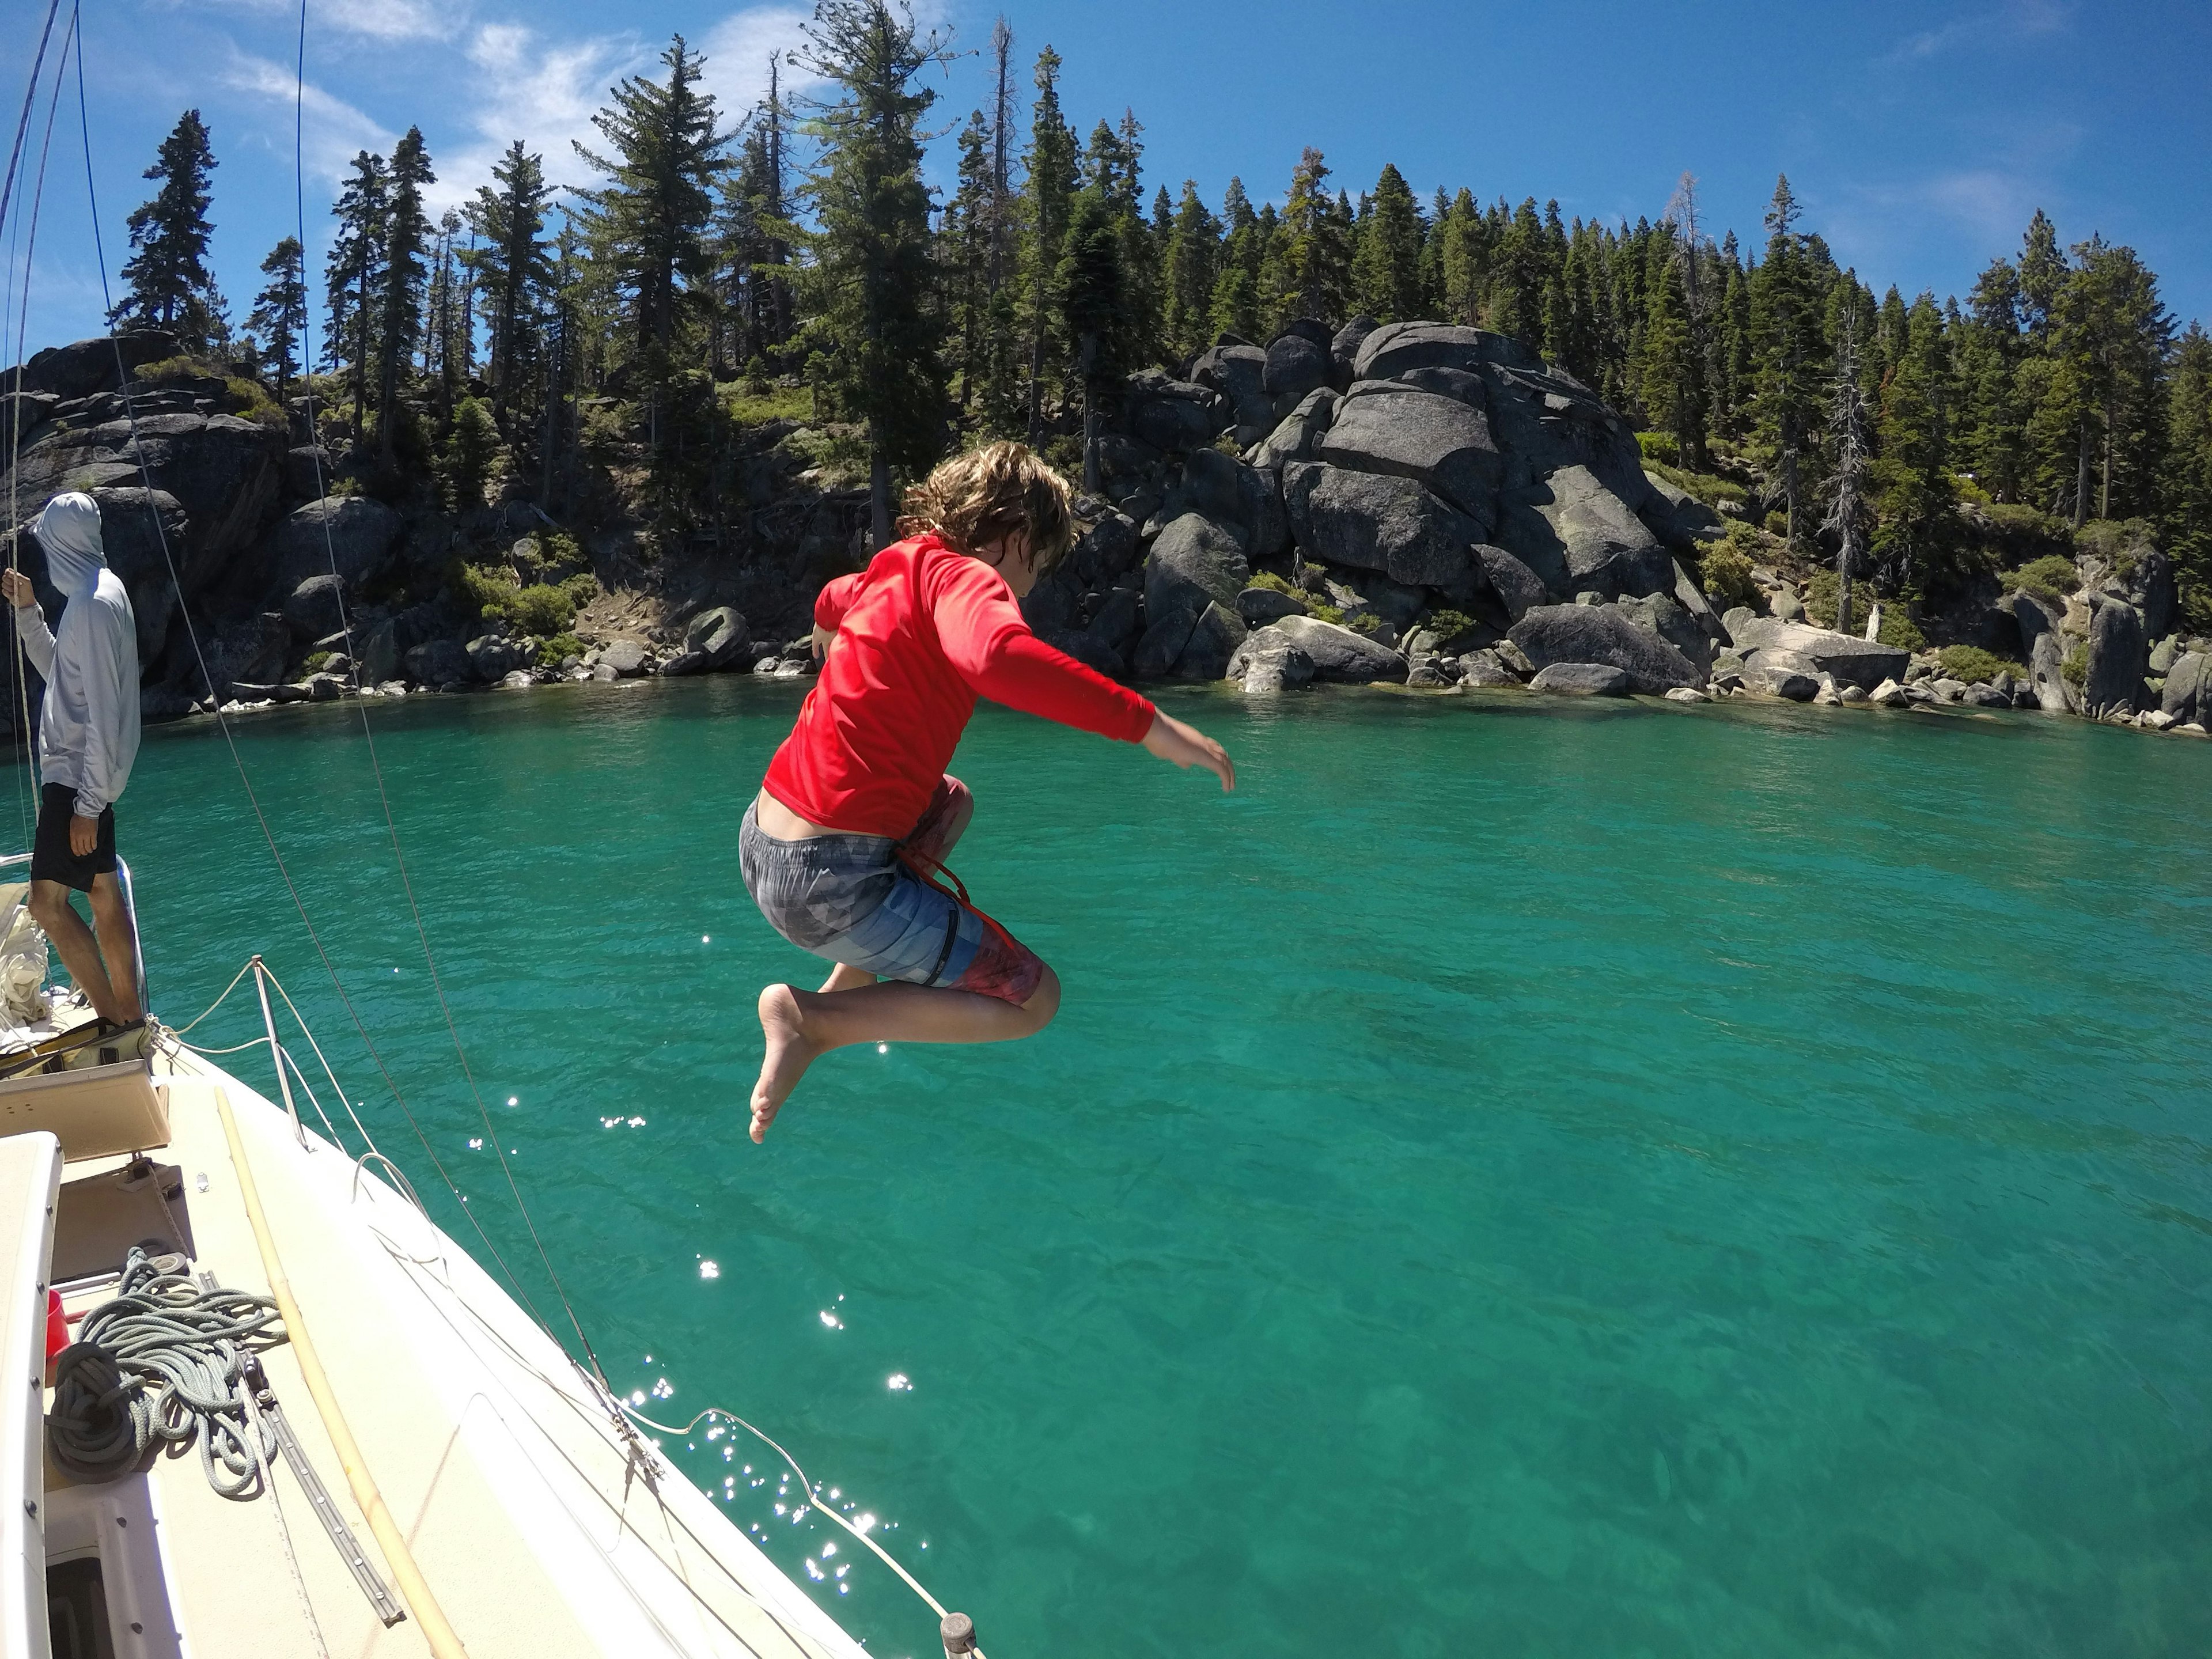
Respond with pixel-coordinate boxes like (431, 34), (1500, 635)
(760, 533), (1157, 837)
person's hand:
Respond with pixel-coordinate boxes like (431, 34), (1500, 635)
(69, 815), (97, 857)
(1, 569), (32, 608)
(810, 624), (833, 663)
(1141, 711), (1236, 791)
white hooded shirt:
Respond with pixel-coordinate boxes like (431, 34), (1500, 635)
(15, 493), (141, 820)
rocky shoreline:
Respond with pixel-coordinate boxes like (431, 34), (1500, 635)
(4, 320), (2206, 741)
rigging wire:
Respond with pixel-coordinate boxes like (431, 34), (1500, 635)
(3, 6), (70, 855)
(285, 0), (612, 1392)
(0, 0), (66, 244)
(63, 0), (563, 1353)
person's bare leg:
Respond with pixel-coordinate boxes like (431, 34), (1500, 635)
(29, 880), (124, 1025)
(86, 874), (142, 1024)
(816, 961), (878, 994)
(752, 965), (1061, 1142)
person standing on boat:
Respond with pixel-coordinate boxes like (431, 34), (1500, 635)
(3, 492), (142, 1028)
(741, 442), (1234, 1141)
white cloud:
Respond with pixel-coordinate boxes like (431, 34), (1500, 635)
(193, 0), (462, 44)
(699, 5), (818, 122)
(424, 21), (645, 211)
(220, 49), (393, 183)
(1824, 169), (2054, 280)
(1891, 0), (2069, 63)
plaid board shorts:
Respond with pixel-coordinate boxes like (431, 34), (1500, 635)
(738, 777), (1047, 1006)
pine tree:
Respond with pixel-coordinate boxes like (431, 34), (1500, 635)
(1351, 163), (1423, 324)
(439, 393), (503, 511)
(1488, 198), (1548, 356)
(2058, 237), (2172, 523)
(373, 128), (435, 465)
(945, 111), (994, 411)
(1277, 149), (1346, 328)
(1824, 312), (1874, 634)
(1018, 46), (1077, 443)
(1163, 180), (1221, 364)
(326, 150), (388, 444)
(2165, 323), (2212, 623)
(1438, 188), (1483, 325)
(1750, 175), (1827, 546)
(1638, 246), (1703, 463)
(2016, 210), (2064, 343)
(1060, 187), (1123, 490)
(1872, 293), (1952, 591)
(112, 110), (221, 351)
(247, 236), (306, 403)
(1956, 258), (2028, 502)
(793, 0), (953, 545)
(466, 141), (556, 422)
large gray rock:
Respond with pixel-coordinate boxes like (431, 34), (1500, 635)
(1132, 612), (1196, 679)
(1474, 544), (1549, 622)
(1069, 511), (1142, 587)
(1322, 571), (1426, 632)
(1529, 661), (1631, 696)
(2160, 652), (2209, 724)
(2083, 599), (2147, 717)
(67, 488), (185, 668)
(1672, 558), (1724, 641)
(267, 495), (403, 593)
(119, 414), (286, 591)
(1507, 604), (1701, 695)
(1144, 513), (1249, 639)
(1263, 335), (1330, 403)
(1640, 472), (1725, 547)
(1085, 587), (1142, 658)
(2005, 590), (2073, 714)
(17, 331), (177, 399)
(1328, 316), (1377, 390)
(466, 635), (529, 681)
(1725, 616), (1910, 692)
(1191, 343), (1274, 440)
(1350, 321), (1537, 383)
(1248, 389), (1338, 472)
(1171, 447), (1288, 559)
(683, 605), (750, 669)
(404, 637), (469, 686)
(1256, 614), (1406, 683)
(1316, 384), (1503, 525)
(282, 574), (350, 641)
(1613, 592), (1713, 676)
(1237, 585), (1307, 625)
(598, 637), (651, 677)
(1124, 373), (1222, 452)
(1281, 463), (1480, 594)
(1234, 638), (1315, 694)
(1175, 600), (1247, 680)
(1501, 465), (1672, 599)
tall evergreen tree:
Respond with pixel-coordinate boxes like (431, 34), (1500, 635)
(1750, 175), (1828, 546)
(1018, 46), (1077, 443)
(1873, 292), (1952, 591)
(1351, 163), (1424, 324)
(2059, 237), (2172, 523)
(2166, 323), (2212, 623)
(1277, 149), (1347, 328)
(112, 110), (220, 351)
(793, 0), (952, 545)
(1060, 187), (1123, 490)
(466, 140), (556, 422)
(1824, 312), (1874, 634)
(376, 127), (435, 465)
(325, 150), (388, 442)
(1638, 243), (1703, 464)
(247, 236), (306, 403)
(1208, 178), (1262, 342)
(944, 111), (994, 411)
(1162, 180), (1221, 365)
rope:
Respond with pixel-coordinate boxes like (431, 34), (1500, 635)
(0, 0), (64, 244)
(46, 1245), (287, 1495)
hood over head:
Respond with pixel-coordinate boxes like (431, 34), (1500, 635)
(29, 493), (105, 597)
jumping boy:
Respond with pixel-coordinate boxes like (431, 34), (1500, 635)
(742, 442), (1234, 1141)
(3, 492), (143, 1028)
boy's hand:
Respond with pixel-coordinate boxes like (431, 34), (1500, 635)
(1, 569), (32, 608)
(70, 815), (97, 856)
(1142, 711), (1235, 791)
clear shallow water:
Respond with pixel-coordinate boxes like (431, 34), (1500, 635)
(86, 679), (2212, 1658)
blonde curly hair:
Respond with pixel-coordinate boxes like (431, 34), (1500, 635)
(897, 441), (1074, 573)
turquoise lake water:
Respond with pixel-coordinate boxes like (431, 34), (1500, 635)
(74, 678), (2212, 1657)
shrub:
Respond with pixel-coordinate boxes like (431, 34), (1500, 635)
(1248, 570), (1299, 596)
(1306, 602), (1347, 626)
(2075, 518), (2156, 573)
(557, 571), (598, 612)
(505, 584), (578, 637)
(724, 381), (809, 426)
(1695, 540), (1760, 610)
(1804, 569), (1925, 650)
(2061, 642), (2088, 688)
(1763, 511), (1790, 538)
(539, 531), (587, 575)
(2005, 554), (2080, 611)
(301, 649), (332, 674)
(1423, 609), (1476, 643)
(1637, 430), (1679, 465)
(1937, 645), (2025, 685)
(537, 632), (585, 669)
(1347, 611), (1386, 637)
(1646, 458), (1749, 507)
(449, 562), (511, 619)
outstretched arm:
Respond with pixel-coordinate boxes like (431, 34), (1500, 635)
(1141, 710), (1235, 791)
(2, 569), (54, 679)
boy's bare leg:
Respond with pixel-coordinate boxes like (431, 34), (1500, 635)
(751, 966), (1061, 1142)
(87, 874), (143, 1024)
(28, 880), (126, 1025)
(817, 962), (877, 994)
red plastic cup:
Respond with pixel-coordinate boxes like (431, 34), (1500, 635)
(44, 1289), (65, 1362)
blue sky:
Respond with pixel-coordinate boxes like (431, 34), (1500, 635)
(5, 0), (2209, 361)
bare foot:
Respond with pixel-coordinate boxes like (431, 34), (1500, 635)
(751, 984), (821, 1143)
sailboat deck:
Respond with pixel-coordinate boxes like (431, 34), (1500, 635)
(39, 1047), (864, 1659)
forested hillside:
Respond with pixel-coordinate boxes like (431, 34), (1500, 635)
(38, 1), (2212, 634)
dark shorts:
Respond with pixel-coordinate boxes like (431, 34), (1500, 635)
(739, 777), (1047, 1006)
(30, 783), (116, 892)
